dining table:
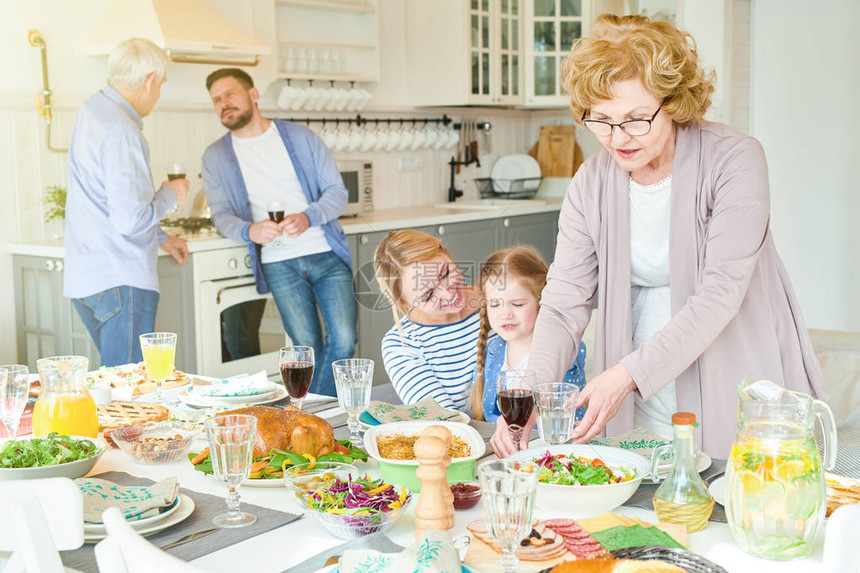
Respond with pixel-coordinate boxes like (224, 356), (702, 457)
(59, 383), (860, 573)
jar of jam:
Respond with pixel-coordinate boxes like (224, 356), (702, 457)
(450, 481), (482, 510)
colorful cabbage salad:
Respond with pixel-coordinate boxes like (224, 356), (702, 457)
(0, 433), (103, 468)
(302, 475), (411, 533)
(533, 451), (636, 485)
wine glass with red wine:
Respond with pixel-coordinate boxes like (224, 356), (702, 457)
(279, 345), (314, 410)
(267, 200), (286, 247)
(497, 369), (536, 448)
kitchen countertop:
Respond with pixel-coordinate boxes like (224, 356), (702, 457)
(6, 199), (563, 259)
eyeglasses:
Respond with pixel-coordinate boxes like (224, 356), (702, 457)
(581, 106), (662, 137)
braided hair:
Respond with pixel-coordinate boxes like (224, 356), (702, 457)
(469, 245), (548, 420)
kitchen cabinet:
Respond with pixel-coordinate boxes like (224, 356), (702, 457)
(405, 0), (524, 106)
(273, 0), (380, 83)
(12, 255), (195, 372)
(348, 212), (559, 378)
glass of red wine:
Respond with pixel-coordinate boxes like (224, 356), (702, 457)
(267, 200), (286, 247)
(497, 369), (536, 449)
(279, 345), (314, 410)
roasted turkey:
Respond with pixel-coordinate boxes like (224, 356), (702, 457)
(219, 405), (335, 458)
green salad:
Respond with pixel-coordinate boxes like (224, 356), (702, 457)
(0, 433), (103, 468)
(533, 451), (636, 486)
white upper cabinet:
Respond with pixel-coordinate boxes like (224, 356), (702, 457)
(405, 0), (524, 106)
(274, 0), (381, 83)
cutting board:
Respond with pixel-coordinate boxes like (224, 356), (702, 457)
(529, 126), (583, 178)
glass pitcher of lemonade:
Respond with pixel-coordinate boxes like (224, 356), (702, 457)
(33, 355), (98, 438)
(725, 379), (837, 560)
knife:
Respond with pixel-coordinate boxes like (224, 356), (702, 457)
(160, 527), (218, 551)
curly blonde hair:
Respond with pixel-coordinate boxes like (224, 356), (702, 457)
(374, 229), (450, 325)
(561, 14), (715, 126)
(469, 246), (548, 421)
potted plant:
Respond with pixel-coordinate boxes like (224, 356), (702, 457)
(42, 185), (66, 239)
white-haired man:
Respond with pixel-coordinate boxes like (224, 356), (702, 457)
(64, 38), (189, 366)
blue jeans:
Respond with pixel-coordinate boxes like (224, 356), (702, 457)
(72, 286), (159, 367)
(263, 251), (357, 397)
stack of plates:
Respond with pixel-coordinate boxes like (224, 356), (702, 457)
(177, 381), (287, 408)
(490, 154), (542, 193)
(83, 492), (195, 543)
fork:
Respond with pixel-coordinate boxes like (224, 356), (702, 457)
(160, 528), (218, 550)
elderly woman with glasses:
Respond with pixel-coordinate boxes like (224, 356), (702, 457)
(491, 14), (826, 458)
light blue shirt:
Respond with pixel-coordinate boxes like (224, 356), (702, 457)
(64, 86), (173, 299)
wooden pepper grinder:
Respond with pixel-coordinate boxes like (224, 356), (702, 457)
(414, 425), (455, 539)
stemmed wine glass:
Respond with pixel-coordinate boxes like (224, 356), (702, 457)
(205, 414), (257, 528)
(280, 346), (314, 410)
(167, 163), (186, 213)
(479, 460), (540, 573)
(0, 365), (29, 439)
(139, 332), (177, 404)
(496, 370), (536, 448)
(532, 382), (579, 445)
(332, 358), (374, 443)
(266, 200), (286, 247)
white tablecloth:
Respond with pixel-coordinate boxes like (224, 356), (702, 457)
(84, 391), (852, 573)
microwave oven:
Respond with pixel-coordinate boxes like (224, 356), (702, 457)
(338, 159), (373, 217)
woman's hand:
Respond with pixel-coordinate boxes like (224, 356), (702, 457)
(489, 411), (535, 458)
(570, 364), (636, 443)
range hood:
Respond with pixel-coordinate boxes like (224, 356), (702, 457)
(85, 0), (271, 66)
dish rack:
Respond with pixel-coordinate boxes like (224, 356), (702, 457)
(474, 177), (541, 200)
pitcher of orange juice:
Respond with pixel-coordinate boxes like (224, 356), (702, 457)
(725, 379), (837, 560)
(33, 355), (98, 438)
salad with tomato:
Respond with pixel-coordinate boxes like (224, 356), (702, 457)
(533, 451), (636, 486)
(189, 438), (367, 480)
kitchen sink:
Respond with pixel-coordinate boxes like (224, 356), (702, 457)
(434, 198), (546, 210)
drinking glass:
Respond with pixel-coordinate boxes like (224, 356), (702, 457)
(266, 200), (286, 247)
(332, 358), (373, 443)
(205, 414), (257, 528)
(167, 163), (185, 213)
(497, 370), (536, 448)
(280, 346), (314, 410)
(0, 365), (29, 439)
(532, 382), (579, 445)
(139, 332), (177, 404)
(479, 460), (540, 573)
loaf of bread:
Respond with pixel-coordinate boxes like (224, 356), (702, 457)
(219, 405), (335, 458)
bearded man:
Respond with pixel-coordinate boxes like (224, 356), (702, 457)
(201, 68), (355, 397)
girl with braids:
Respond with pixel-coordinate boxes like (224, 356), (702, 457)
(374, 229), (483, 410)
(470, 246), (586, 434)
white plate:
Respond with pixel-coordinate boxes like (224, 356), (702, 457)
(709, 475), (726, 506)
(359, 409), (471, 430)
(653, 450), (712, 480)
(491, 154), (541, 184)
(242, 476), (288, 488)
(83, 488), (182, 534)
(177, 385), (287, 408)
(0, 435), (106, 481)
(83, 493), (195, 543)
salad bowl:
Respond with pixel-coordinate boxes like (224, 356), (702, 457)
(0, 434), (106, 480)
(507, 444), (650, 518)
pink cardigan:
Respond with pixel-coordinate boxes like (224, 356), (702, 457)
(530, 121), (826, 457)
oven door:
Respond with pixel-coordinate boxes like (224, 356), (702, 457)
(197, 276), (286, 379)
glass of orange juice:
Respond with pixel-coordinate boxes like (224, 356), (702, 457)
(33, 356), (98, 438)
(139, 332), (177, 404)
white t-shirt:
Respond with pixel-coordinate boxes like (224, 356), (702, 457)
(231, 122), (330, 263)
(629, 174), (676, 439)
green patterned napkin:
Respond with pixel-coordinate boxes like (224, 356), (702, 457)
(340, 530), (461, 573)
(589, 427), (670, 458)
(75, 476), (179, 523)
(366, 398), (463, 424)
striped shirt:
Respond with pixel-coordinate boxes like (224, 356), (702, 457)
(381, 312), (481, 410)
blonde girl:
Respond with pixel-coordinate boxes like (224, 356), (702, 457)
(470, 246), (586, 434)
(374, 229), (483, 410)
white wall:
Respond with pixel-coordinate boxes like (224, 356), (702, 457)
(750, 0), (860, 331)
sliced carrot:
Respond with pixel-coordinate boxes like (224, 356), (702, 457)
(334, 443), (349, 455)
(190, 448), (210, 465)
(251, 460), (270, 473)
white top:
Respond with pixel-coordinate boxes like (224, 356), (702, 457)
(231, 122), (330, 263)
(629, 174), (676, 439)
(381, 312), (481, 410)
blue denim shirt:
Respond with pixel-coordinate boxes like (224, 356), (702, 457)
(202, 120), (351, 294)
(64, 86), (172, 298)
(478, 335), (588, 423)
